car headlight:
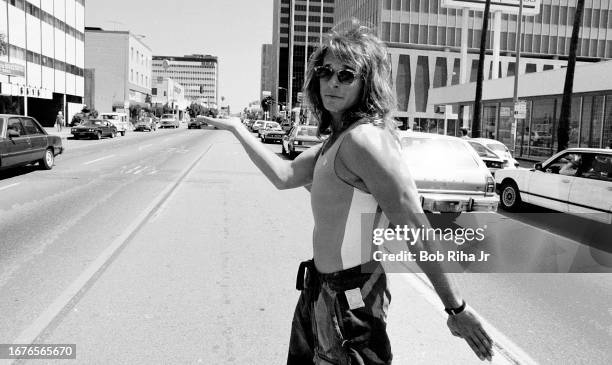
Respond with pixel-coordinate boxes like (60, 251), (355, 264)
(294, 140), (301, 145)
(89, 129), (95, 132)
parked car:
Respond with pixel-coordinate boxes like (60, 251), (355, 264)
(0, 114), (63, 170)
(398, 131), (498, 216)
(134, 117), (157, 132)
(495, 148), (612, 223)
(250, 120), (266, 133)
(71, 119), (117, 139)
(281, 125), (321, 158)
(159, 114), (179, 128)
(99, 112), (128, 136)
(188, 116), (208, 129)
(467, 140), (506, 176)
(469, 138), (520, 168)
(259, 122), (286, 143)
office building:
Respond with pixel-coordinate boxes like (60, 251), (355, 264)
(0, 0), (85, 126)
(261, 43), (275, 100)
(151, 54), (218, 108)
(84, 27), (152, 113)
(272, 0), (336, 114)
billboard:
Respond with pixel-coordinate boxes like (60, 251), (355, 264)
(442, 0), (541, 16)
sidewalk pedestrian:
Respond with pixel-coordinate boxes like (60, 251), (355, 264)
(55, 111), (64, 132)
(202, 21), (493, 364)
(460, 127), (470, 139)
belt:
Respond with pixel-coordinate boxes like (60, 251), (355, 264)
(295, 259), (382, 292)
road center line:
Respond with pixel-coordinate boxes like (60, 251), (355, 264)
(0, 182), (20, 192)
(83, 155), (115, 165)
(11, 144), (213, 350)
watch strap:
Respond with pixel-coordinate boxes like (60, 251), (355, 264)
(445, 300), (466, 316)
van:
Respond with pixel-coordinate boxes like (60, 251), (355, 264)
(99, 112), (129, 136)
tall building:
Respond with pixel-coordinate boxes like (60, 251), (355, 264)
(260, 43), (275, 99)
(151, 54), (218, 108)
(272, 0), (336, 114)
(0, 0), (85, 126)
(84, 27), (152, 113)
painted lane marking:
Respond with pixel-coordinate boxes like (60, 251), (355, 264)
(0, 183), (20, 192)
(83, 155), (115, 165)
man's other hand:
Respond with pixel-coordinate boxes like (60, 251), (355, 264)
(447, 308), (493, 361)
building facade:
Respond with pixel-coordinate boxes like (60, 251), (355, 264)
(260, 43), (275, 99)
(334, 0), (612, 130)
(0, 0), (85, 126)
(272, 0), (336, 114)
(151, 76), (188, 116)
(151, 54), (218, 108)
(84, 27), (152, 113)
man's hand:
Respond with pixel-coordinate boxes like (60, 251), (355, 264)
(199, 116), (242, 131)
(447, 308), (493, 361)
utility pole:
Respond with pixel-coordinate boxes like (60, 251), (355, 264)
(472, 0), (491, 139)
(512, 0), (524, 155)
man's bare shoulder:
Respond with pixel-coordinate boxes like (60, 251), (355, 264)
(342, 123), (398, 156)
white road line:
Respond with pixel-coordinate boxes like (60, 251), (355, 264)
(83, 155), (115, 165)
(0, 183), (20, 192)
(398, 271), (539, 365)
(9, 145), (213, 353)
(125, 165), (142, 174)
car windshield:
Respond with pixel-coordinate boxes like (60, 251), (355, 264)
(485, 143), (508, 153)
(267, 122), (280, 129)
(101, 115), (119, 120)
(400, 137), (479, 169)
(468, 141), (499, 158)
(82, 120), (104, 126)
(297, 126), (318, 136)
(162, 114), (174, 119)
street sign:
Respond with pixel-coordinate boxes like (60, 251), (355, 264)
(441, 0), (541, 16)
(0, 60), (25, 77)
(514, 100), (527, 119)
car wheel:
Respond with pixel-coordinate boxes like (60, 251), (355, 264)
(111, 130), (116, 138)
(39, 148), (54, 170)
(96, 131), (102, 140)
(500, 181), (522, 211)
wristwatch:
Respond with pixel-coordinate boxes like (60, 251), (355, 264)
(445, 300), (466, 316)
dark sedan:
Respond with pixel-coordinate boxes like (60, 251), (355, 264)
(281, 125), (322, 159)
(188, 116), (208, 129)
(134, 117), (157, 132)
(0, 114), (64, 170)
(71, 120), (117, 139)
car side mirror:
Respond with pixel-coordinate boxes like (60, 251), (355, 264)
(534, 162), (543, 171)
(8, 129), (20, 138)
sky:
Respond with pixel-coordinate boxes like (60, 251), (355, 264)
(85, 0), (274, 113)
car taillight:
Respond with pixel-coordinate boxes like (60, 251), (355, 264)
(486, 176), (495, 195)
(294, 141), (301, 145)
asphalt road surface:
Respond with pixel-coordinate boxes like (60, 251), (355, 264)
(1, 126), (610, 364)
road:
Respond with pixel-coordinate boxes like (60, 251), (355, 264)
(0, 126), (610, 364)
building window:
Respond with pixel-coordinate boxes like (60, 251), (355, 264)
(433, 57), (447, 88)
(415, 56), (429, 113)
(396, 55), (411, 112)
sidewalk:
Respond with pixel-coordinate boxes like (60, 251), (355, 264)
(44, 126), (72, 140)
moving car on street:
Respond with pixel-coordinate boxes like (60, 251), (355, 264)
(159, 114), (179, 129)
(495, 148), (612, 223)
(398, 131), (498, 216)
(71, 119), (117, 140)
(188, 116), (208, 129)
(134, 117), (157, 132)
(281, 125), (321, 158)
(259, 122), (285, 143)
(0, 114), (63, 170)
(99, 112), (129, 136)
(467, 140), (506, 176)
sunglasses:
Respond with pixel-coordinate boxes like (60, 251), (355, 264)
(314, 65), (360, 84)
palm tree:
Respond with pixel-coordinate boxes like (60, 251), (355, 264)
(557, 0), (585, 152)
(472, 0), (491, 138)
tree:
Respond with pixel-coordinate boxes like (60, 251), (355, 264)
(557, 0), (585, 152)
(472, 0), (491, 139)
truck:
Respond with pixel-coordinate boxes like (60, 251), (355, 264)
(99, 112), (129, 136)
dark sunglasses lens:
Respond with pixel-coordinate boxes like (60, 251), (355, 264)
(337, 70), (356, 84)
(315, 66), (333, 79)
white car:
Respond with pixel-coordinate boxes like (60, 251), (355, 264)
(495, 148), (612, 223)
(469, 138), (519, 168)
(398, 131), (498, 216)
(159, 114), (179, 129)
(99, 112), (129, 136)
